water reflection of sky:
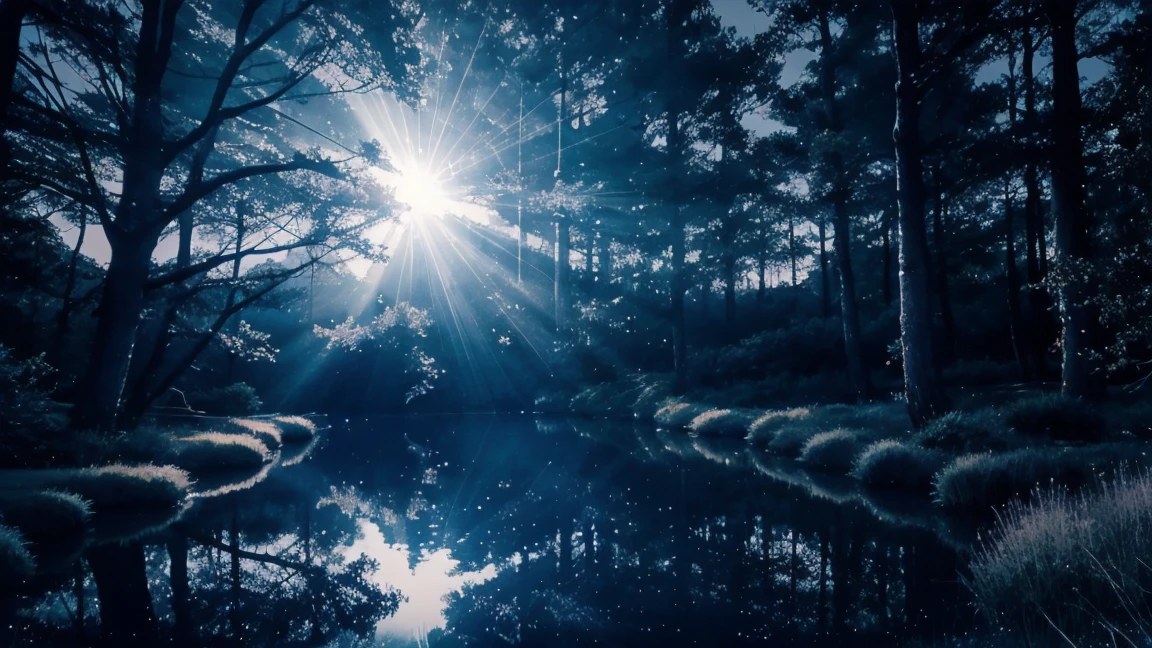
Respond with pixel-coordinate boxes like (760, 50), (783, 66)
(342, 519), (496, 644)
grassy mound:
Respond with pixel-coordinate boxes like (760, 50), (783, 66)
(0, 524), (34, 583)
(1003, 394), (1107, 442)
(270, 415), (318, 442)
(853, 441), (947, 492)
(654, 402), (709, 428)
(688, 409), (755, 437)
(173, 433), (270, 473)
(916, 410), (1016, 454)
(227, 418), (283, 448)
(932, 449), (1096, 510)
(63, 464), (191, 511)
(798, 429), (866, 472)
(0, 491), (91, 544)
(745, 408), (812, 445)
(969, 470), (1152, 643)
(767, 424), (824, 457)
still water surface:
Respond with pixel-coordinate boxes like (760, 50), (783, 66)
(5, 415), (979, 646)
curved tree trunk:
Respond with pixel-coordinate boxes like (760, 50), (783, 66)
(891, 0), (949, 427)
(1047, 0), (1104, 399)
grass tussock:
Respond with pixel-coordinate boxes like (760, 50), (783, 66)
(1003, 393), (1107, 442)
(969, 470), (1152, 643)
(270, 416), (318, 442)
(63, 464), (191, 511)
(767, 424), (824, 457)
(916, 410), (1017, 454)
(745, 408), (811, 444)
(0, 524), (34, 583)
(688, 408), (755, 437)
(654, 401), (709, 429)
(173, 433), (270, 473)
(227, 418), (283, 448)
(798, 429), (866, 472)
(932, 449), (1090, 510)
(0, 491), (91, 544)
(853, 440), (947, 492)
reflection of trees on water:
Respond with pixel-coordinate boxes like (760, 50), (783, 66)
(410, 418), (966, 646)
(7, 461), (401, 647)
(5, 416), (970, 646)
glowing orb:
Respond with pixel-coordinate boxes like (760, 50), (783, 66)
(393, 164), (450, 215)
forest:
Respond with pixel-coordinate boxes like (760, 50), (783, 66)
(1, 0), (1152, 646)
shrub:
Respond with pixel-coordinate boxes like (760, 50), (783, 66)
(173, 433), (270, 473)
(746, 408), (811, 445)
(1004, 394), (1106, 442)
(0, 524), (34, 583)
(969, 470), (1152, 643)
(632, 379), (673, 419)
(0, 491), (91, 545)
(271, 415), (318, 442)
(654, 402), (708, 429)
(798, 429), (866, 472)
(187, 382), (262, 416)
(226, 418), (282, 448)
(767, 424), (824, 457)
(688, 409), (755, 437)
(932, 449), (1099, 510)
(853, 440), (948, 492)
(916, 410), (1016, 454)
(63, 464), (191, 511)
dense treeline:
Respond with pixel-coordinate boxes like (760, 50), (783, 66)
(1, 0), (1150, 431)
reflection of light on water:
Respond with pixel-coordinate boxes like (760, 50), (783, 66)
(341, 519), (496, 643)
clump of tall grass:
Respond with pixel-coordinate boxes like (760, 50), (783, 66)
(0, 524), (34, 583)
(63, 464), (191, 511)
(852, 440), (947, 492)
(767, 423), (824, 457)
(270, 415), (318, 443)
(0, 491), (91, 544)
(227, 418), (283, 448)
(688, 409), (755, 437)
(932, 449), (1095, 510)
(654, 401), (709, 429)
(968, 469), (1152, 644)
(916, 410), (1016, 454)
(632, 379), (673, 420)
(1003, 393), (1107, 442)
(798, 429), (866, 472)
(172, 433), (270, 473)
(745, 408), (811, 445)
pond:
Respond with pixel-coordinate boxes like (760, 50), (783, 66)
(3, 415), (982, 646)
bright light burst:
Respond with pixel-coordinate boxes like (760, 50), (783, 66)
(391, 163), (450, 216)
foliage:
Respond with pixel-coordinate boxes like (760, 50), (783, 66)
(187, 383), (263, 417)
(916, 410), (1017, 454)
(969, 470), (1152, 644)
(653, 402), (709, 429)
(0, 491), (91, 546)
(852, 441), (947, 492)
(0, 345), (58, 433)
(1003, 394), (1107, 442)
(688, 409), (756, 437)
(271, 416), (318, 443)
(63, 464), (191, 511)
(0, 524), (33, 584)
(226, 418), (283, 449)
(173, 433), (271, 473)
(798, 429), (867, 472)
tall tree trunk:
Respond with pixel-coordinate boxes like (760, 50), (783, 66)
(667, 1), (688, 390)
(88, 542), (157, 646)
(0, 0), (27, 160)
(882, 206), (893, 307)
(1022, 25), (1052, 377)
(723, 251), (737, 342)
(1005, 43), (1032, 379)
(932, 174), (956, 365)
(788, 212), (798, 287)
(55, 207), (88, 346)
(818, 214), (830, 317)
(891, 0), (949, 427)
(819, 9), (872, 401)
(1047, 0), (1104, 399)
(554, 216), (570, 331)
(167, 535), (192, 644)
(72, 234), (155, 430)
